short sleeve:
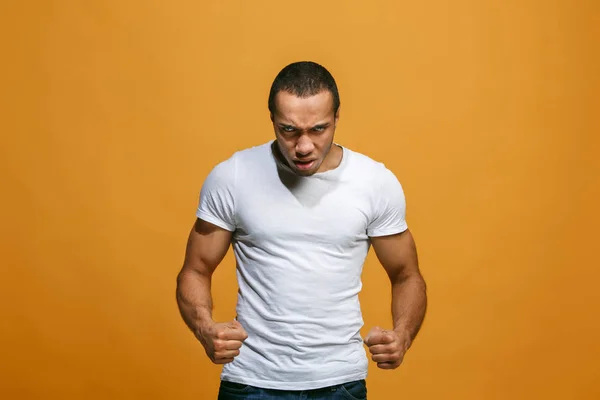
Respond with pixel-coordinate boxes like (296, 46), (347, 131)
(367, 167), (408, 237)
(196, 155), (237, 232)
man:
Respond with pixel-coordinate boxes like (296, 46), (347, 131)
(176, 61), (427, 399)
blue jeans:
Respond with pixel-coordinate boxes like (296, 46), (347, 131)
(217, 379), (367, 400)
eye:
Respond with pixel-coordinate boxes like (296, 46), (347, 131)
(282, 126), (296, 133)
(313, 126), (326, 132)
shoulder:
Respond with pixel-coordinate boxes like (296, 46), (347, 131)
(207, 141), (272, 179)
(232, 141), (272, 161)
(343, 146), (399, 184)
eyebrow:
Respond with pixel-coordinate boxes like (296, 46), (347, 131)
(278, 122), (330, 130)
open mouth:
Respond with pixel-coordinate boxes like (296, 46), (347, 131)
(294, 160), (315, 170)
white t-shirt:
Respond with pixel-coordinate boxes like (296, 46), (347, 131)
(196, 140), (408, 390)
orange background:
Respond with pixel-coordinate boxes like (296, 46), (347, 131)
(1, 1), (599, 399)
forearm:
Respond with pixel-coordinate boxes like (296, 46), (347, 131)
(176, 268), (215, 336)
(391, 274), (427, 343)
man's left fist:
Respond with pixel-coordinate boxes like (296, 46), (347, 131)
(364, 326), (411, 370)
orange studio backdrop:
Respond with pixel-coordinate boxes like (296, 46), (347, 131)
(1, 1), (599, 399)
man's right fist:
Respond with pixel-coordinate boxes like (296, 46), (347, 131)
(197, 319), (248, 364)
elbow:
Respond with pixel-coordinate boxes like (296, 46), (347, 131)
(176, 264), (212, 291)
(175, 267), (194, 297)
(175, 270), (186, 300)
(176, 266), (187, 288)
(391, 269), (426, 289)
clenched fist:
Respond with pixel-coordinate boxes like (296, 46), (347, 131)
(364, 326), (411, 370)
(198, 319), (248, 364)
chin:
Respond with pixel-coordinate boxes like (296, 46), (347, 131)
(294, 169), (315, 177)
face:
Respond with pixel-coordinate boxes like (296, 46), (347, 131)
(271, 90), (340, 176)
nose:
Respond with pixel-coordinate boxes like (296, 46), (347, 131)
(295, 135), (314, 156)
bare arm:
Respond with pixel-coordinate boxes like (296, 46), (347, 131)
(371, 229), (427, 342)
(176, 218), (232, 335)
(365, 229), (427, 369)
(176, 218), (247, 364)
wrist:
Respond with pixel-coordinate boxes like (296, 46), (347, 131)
(393, 325), (413, 348)
(194, 309), (215, 336)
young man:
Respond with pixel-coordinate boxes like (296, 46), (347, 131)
(176, 61), (427, 399)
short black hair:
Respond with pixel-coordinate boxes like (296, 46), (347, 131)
(268, 61), (340, 115)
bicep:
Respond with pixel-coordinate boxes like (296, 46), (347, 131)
(182, 218), (233, 276)
(370, 229), (420, 281)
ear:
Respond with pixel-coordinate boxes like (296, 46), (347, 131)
(334, 106), (340, 126)
(270, 112), (274, 122)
